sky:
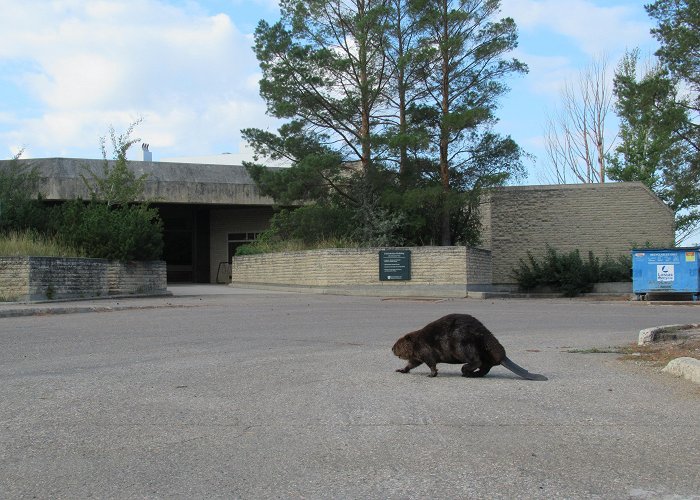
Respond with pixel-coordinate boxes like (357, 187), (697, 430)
(0, 0), (660, 182)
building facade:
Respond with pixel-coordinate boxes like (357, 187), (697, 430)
(1, 158), (677, 288)
(1, 157), (274, 283)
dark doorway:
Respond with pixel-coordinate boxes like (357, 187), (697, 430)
(157, 204), (210, 283)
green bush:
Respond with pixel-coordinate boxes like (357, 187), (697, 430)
(512, 247), (632, 297)
(53, 200), (163, 261)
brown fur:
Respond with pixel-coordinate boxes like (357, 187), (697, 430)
(392, 314), (547, 381)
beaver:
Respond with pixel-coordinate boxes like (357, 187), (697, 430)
(392, 313), (548, 381)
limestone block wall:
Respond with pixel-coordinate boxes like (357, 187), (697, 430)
(466, 247), (492, 291)
(0, 257), (166, 301)
(480, 182), (675, 286)
(232, 246), (492, 297)
(0, 257), (30, 301)
(28, 257), (109, 300)
(108, 261), (167, 295)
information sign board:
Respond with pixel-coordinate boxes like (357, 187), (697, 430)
(379, 250), (411, 281)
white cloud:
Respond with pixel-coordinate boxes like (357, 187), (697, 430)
(0, 0), (274, 159)
(509, 51), (575, 99)
(500, 0), (652, 56)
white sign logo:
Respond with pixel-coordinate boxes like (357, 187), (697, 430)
(657, 264), (675, 282)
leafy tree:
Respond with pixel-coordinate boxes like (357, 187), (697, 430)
(245, 0), (392, 175)
(646, 0), (700, 113)
(243, 0), (402, 244)
(380, 0), (429, 182)
(608, 49), (698, 239)
(608, 0), (699, 242)
(647, 0), (699, 240)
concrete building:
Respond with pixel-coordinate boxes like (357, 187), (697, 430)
(1, 157), (274, 283)
(0, 157), (676, 289)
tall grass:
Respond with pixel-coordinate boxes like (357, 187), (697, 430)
(235, 237), (361, 256)
(0, 230), (85, 257)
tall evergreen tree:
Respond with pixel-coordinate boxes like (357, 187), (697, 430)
(409, 0), (527, 244)
(242, 0), (526, 247)
(244, 0), (392, 175)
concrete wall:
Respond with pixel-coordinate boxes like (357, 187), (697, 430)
(209, 207), (273, 283)
(232, 246), (491, 297)
(0, 257), (166, 302)
(1, 158), (276, 206)
(479, 182), (675, 286)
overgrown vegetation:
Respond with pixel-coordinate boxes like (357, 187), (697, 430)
(0, 230), (85, 258)
(0, 122), (163, 261)
(235, 234), (357, 256)
(512, 246), (632, 297)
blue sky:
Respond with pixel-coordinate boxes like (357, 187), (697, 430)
(0, 0), (659, 184)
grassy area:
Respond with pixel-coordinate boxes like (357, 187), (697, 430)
(0, 230), (85, 258)
(569, 338), (700, 366)
(616, 338), (700, 366)
(235, 237), (360, 256)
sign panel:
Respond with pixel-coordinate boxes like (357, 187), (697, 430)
(657, 264), (675, 282)
(379, 250), (411, 281)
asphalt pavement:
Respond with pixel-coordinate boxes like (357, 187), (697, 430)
(1, 286), (698, 498)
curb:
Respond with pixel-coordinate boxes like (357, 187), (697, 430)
(638, 324), (700, 386)
(638, 323), (700, 345)
(0, 293), (184, 319)
(0, 302), (190, 319)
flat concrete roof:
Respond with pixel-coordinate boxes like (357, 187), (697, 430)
(1, 157), (276, 206)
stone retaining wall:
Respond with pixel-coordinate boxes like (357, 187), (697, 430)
(0, 257), (167, 302)
(232, 246), (490, 297)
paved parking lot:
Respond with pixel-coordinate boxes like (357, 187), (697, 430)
(1, 289), (699, 498)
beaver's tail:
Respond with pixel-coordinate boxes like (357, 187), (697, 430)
(501, 356), (548, 381)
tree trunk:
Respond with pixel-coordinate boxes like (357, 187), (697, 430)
(439, 0), (451, 246)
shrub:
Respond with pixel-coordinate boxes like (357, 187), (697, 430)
(512, 246), (632, 297)
(53, 200), (163, 261)
(597, 254), (633, 282)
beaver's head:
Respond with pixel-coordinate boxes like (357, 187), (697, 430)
(392, 333), (415, 360)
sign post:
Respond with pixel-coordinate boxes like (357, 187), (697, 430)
(379, 250), (411, 281)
